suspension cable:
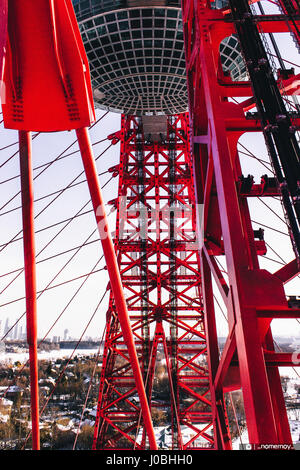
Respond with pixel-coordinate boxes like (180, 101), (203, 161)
(0, 169), (110, 217)
(238, 142), (275, 173)
(0, 143), (113, 255)
(0, 264), (107, 309)
(0, 238), (100, 280)
(0, 256), (106, 397)
(0, 173), (114, 298)
(251, 219), (289, 236)
(0, 138), (109, 186)
(0, 174), (115, 252)
(0, 112), (109, 214)
(258, 197), (288, 225)
(21, 288), (109, 449)
(0, 133), (40, 170)
(229, 392), (244, 447)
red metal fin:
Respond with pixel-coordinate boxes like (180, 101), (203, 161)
(2, 0), (95, 132)
(0, 0), (7, 83)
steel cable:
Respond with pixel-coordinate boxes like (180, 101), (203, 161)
(0, 172), (114, 298)
(0, 143), (113, 255)
(21, 288), (109, 449)
(0, 180), (115, 338)
(0, 169), (110, 217)
(0, 137), (108, 186)
(0, 255), (106, 398)
(0, 112), (109, 214)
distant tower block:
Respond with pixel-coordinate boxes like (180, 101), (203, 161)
(3, 318), (9, 336)
(14, 323), (18, 340)
(72, 0), (246, 115)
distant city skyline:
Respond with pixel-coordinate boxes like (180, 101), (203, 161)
(0, 316), (101, 343)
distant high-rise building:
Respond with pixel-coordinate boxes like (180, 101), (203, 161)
(13, 323), (18, 340)
(64, 329), (69, 341)
(3, 318), (10, 337)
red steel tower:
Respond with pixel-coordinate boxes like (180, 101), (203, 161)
(92, 113), (218, 449)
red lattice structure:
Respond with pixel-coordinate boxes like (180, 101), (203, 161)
(181, 0), (300, 448)
(92, 113), (216, 450)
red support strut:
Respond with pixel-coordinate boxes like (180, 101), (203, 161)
(76, 127), (157, 450)
(19, 131), (40, 450)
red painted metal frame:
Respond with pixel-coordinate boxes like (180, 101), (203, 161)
(181, 0), (300, 447)
(92, 114), (215, 449)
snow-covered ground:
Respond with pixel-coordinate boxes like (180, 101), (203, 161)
(0, 350), (299, 450)
(134, 425), (213, 449)
(279, 367), (300, 381)
(232, 416), (300, 451)
(0, 348), (99, 365)
(231, 367), (300, 450)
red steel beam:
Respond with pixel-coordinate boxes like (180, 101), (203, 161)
(19, 131), (40, 450)
(76, 127), (157, 450)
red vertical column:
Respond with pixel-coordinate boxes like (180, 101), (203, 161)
(19, 130), (40, 450)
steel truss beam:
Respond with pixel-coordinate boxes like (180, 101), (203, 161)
(92, 114), (217, 450)
(181, 0), (300, 447)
